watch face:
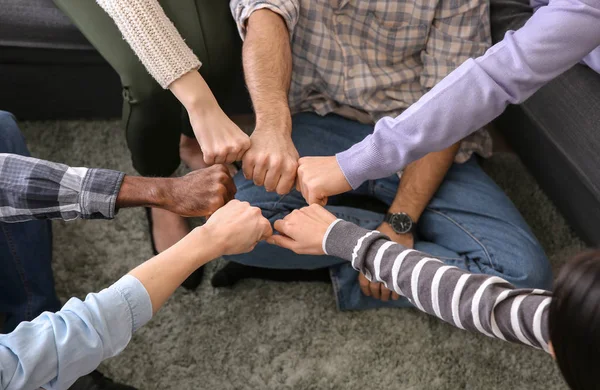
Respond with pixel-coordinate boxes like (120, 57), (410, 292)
(390, 213), (413, 234)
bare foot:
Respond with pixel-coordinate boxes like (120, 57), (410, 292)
(180, 134), (239, 175)
(150, 207), (190, 253)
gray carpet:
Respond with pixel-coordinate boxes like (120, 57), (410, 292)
(20, 120), (584, 390)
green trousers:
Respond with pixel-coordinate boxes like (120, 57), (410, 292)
(54, 0), (247, 177)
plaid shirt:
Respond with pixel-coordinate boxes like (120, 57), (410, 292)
(231, 0), (493, 162)
(0, 154), (124, 223)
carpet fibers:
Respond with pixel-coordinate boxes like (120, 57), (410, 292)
(20, 120), (583, 390)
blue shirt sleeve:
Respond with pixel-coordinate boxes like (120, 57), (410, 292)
(0, 275), (152, 390)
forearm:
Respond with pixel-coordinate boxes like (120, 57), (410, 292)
(96, 0), (200, 89)
(390, 143), (459, 221)
(336, 0), (600, 189)
(115, 175), (173, 210)
(0, 154), (124, 222)
(243, 9), (293, 130)
(128, 226), (220, 314)
(324, 220), (553, 351)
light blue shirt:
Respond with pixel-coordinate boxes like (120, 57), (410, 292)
(0, 275), (152, 390)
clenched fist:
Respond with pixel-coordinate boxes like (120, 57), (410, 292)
(202, 200), (273, 255)
(242, 126), (299, 195)
(296, 156), (352, 205)
(164, 165), (236, 217)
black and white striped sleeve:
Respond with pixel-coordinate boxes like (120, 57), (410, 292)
(0, 154), (125, 222)
(323, 219), (553, 352)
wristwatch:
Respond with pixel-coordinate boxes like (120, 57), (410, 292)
(384, 212), (416, 235)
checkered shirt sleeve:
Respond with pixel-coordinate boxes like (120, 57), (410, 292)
(0, 154), (125, 222)
(420, 0), (492, 90)
(230, 0), (299, 40)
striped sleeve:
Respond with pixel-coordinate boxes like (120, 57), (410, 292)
(0, 154), (125, 222)
(324, 220), (552, 352)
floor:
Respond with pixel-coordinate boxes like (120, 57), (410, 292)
(19, 119), (584, 390)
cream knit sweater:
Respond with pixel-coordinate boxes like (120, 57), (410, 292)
(97, 0), (201, 89)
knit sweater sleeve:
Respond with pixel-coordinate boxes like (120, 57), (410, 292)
(96, 0), (201, 88)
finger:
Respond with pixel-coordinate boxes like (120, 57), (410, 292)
(260, 219), (273, 240)
(308, 192), (327, 207)
(273, 219), (289, 236)
(242, 159), (254, 181)
(370, 282), (381, 300)
(358, 273), (370, 297)
(213, 151), (227, 165)
(236, 149), (247, 162)
(203, 151), (216, 166)
(380, 285), (391, 302)
(223, 175), (237, 201)
(392, 291), (400, 300)
(225, 151), (238, 164)
(276, 166), (297, 195)
(268, 234), (297, 250)
(263, 164), (282, 192)
(253, 163), (268, 187)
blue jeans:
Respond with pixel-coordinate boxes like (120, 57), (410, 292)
(225, 112), (553, 311)
(0, 111), (60, 333)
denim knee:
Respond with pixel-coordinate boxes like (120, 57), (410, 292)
(504, 240), (553, 291)
(0, 111), (28, 155)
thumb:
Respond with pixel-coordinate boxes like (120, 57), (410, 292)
(268, 234), (297, 250)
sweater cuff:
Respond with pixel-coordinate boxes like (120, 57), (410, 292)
(323, 220), (375, 261)
(336, 135), (387, 190)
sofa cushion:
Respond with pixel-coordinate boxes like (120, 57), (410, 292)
(0, 0), (92, 50)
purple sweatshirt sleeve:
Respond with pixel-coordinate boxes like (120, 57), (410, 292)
(336, 0), (600, 189)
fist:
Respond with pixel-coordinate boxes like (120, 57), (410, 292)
(296, 156), (352, 206)
(270, 204), (337, 255)
(167, 165), (236, 217)
(202, 200), (273, 255)
(190, 110), (251, 165)
(242, 128), (299, 195)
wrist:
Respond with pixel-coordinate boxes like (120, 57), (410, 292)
(192, 226), (226, 260)
(255, 106), (292, 134)
(116, 176), (172, 209)
(169, 70), (219, 113)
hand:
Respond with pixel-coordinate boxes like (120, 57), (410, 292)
(242, 125), (299, 194)
(189, 108), (251, 165)
(201, 200), (273, 256)
(358, 223), (413, 301)
(161, 165), (236, 217)
(296, 156), (352, 206)
(169, 71), (251, 165)
(269, 204), (337, 255)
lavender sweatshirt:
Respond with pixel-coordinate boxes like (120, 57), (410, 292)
(336, 0), (600, 189)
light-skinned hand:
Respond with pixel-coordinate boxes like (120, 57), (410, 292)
(269, 204), (337, 255)
(242, 123), (299, 195)
(169, 71), (251, 165)
(201, 200), (272, 256)
(296, 156), (352, 206)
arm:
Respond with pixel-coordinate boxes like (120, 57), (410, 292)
(0, 154), (235, 222)
(232, 1), (300, 194)
(336, 0), (600, 189)
(97, 0), (250, 165)
(270, 205), (553, 352)
(0, 200), (272, 390)
(363, 143), (459, 301)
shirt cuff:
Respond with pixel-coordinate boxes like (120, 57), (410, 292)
(79, 169), (125, 219)
(232, 2), (298, 41)
(110, 275), (153, 333)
